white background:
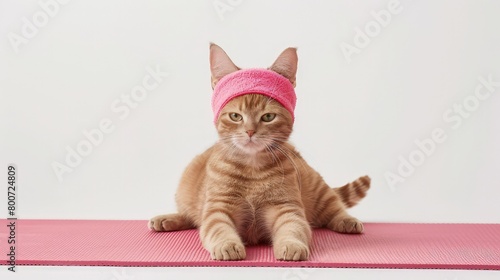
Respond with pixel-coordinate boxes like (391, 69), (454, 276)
(1, 0), (499, 279)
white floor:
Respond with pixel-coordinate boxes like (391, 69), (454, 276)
(1, 266), (499, 280)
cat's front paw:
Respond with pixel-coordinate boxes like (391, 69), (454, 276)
(274, 239), (310, 261)
(211, 240), (246, 260)
(328, 216), (364, 234)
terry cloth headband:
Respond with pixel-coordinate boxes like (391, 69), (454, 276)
(211, 68), (297, 124)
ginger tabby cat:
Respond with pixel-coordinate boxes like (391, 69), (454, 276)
(149, 44), (371, 261)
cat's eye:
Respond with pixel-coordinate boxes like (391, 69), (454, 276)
(261, 113), (276, 122)
(229, 113), (243, 122)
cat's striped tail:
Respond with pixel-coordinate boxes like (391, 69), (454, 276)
(334, 175), (371, 208)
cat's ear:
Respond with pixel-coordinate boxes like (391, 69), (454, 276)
(210, 43), (239, 89)
(269, 47), (298, 87)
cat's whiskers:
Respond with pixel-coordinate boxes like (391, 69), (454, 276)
(209, 137), (240, 167)
(272, 145), (303, 191)
(273, 141), (308, 172)
(265, 143), (286, 187)
(216, 135), (267, 169)
(252, 134), (302, 189)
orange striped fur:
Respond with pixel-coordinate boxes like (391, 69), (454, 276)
(149, 44), (370, 261)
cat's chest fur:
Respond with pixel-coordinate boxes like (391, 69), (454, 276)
(223, 161), (300, 244)
(233, 183), (283, 245)
(205, 145), (302, 244)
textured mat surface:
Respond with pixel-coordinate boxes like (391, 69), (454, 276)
(0, 220), (499, 269)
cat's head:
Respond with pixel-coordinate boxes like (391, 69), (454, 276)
(209, 43), (298, 155)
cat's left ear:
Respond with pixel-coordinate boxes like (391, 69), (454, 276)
(269, 47), (298, 87)
(210, 43), (240, 89)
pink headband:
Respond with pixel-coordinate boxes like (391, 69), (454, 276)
(212, 68), (296, 124)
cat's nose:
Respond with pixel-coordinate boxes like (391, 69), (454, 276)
(246, 130), (255, 137)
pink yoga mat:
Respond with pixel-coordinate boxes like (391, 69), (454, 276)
(0, 219), (499, 269)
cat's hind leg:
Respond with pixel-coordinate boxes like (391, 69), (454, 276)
(326, 211), (364, 234)
(312, 188), (365, 234)
(310, 176), (369, 234)
(148, 213), (195, 231)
